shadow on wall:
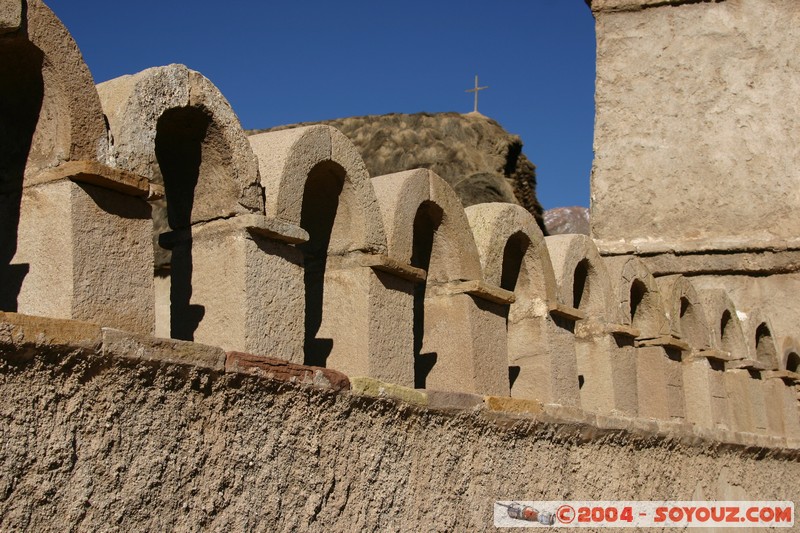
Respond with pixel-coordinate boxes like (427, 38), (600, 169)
(500, 231), (528, 391)
(0, 37), (44, 312)
(300, 161), (345, 367)
(155, 106), (209, 341)
(412, 201), (442, 389)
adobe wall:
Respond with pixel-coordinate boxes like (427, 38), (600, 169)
(590, 0), (800, 258)
(1, 336), (797, 532)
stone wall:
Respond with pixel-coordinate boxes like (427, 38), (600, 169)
(0, 317), (797, 532)
(590, 0), (800, 256)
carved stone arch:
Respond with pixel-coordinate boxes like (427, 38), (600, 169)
(744, 311), (780, 370)
(249, 125), (390, 371)
(1, 0), (157, 333)
(466, 203), (578, 405)
(2, 0), (109, 182)
(371, 169), (507, 395)
(465, 202), (557, 308)
(249, 124), (386, 256)
(372, 168), (482, 283)
(545, 235), (636, 415)
(781, 337), (800, 373)
(545, 234), (613, 321)
(98, 64), (266, 343)
(99, 64), (263, 227)
(699, 289), (749, 360)
(656, 275), (712, 353)
(604, 255), (669, 339)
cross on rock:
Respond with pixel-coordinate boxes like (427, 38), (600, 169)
(465, 75), (488, 113)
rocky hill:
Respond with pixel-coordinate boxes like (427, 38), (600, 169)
(250, 112), (545, 232)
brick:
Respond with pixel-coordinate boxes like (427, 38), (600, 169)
(226, 352), (350, 392)
(350, 377), (427, 406)
(102, 328), (225, 371)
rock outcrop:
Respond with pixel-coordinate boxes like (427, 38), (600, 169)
(250, 112), (545, 233)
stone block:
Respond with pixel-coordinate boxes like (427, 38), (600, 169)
(591, 0), (800, 254)
(541, 403), (591, 426)
(0, 312), (101, 357)
(164, 216), (305, 362)
(423, 291), (509, 396)
(350, 377), (427, 406)
(319, 262), (414, 387)
(575, 329), (638, 416)
(101, 328), (225, 371)
(8, 179), (154, 335)
(683, 359), (733, 431)
(509, 315), (580, 407)
(484, 396), (543, 416)
(225, 351), (350, 392)
(634, 345), (670, 420)
(425, 390), (484, 411)
(764, 378), (800, 441)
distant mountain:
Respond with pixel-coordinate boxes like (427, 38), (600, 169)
(543, 206), (590, 236)
(249, 112), (545, 233)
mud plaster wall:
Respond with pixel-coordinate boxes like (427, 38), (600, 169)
(0, 350), (798, 532)
(591, 0), (800, 252)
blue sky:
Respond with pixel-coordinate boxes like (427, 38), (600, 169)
(46, 1), (597, 209)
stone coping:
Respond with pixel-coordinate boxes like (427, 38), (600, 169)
(1, 312), (798, 456)
(635, 335), (691, 351)
(22, 161), (152, 198)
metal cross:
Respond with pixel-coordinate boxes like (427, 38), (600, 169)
(465, 75), (488, 113)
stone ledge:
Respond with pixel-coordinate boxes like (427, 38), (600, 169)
(425, 390), (484, 412)
(102, 328), (226, 372)
(549, 303), (585, 321)
(0, 312), (101, 359)
(226, 351), (350, 392)
(763, 370), (800, 384)
(484, 396), (543, 415)
(24, 161), (151, 197)
(350, 377), (427, 406)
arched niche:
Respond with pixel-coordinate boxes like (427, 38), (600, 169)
(466, 203), (573, 402)
(545, 235), (635, 415)
(3, 0), (108, 180)
(656, 275), (712, 352)
(373, 169), (507, 395)
(249, 125), (385, 256)
(743, 312), (780, 371)
(544, 234), (612, 321)
(603, 255), (669, 339)
(250, 125), (390, 371)
(781, 338), (800, 373)
(99, 64), (264, 341)
(465, 203), (557, 306)
(373, 168), (482, 283)
(99, 64), (263, 228)
(2, 0), (156, 334)
(2, 0), (110, 312)
(698, 289), (749, 361)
